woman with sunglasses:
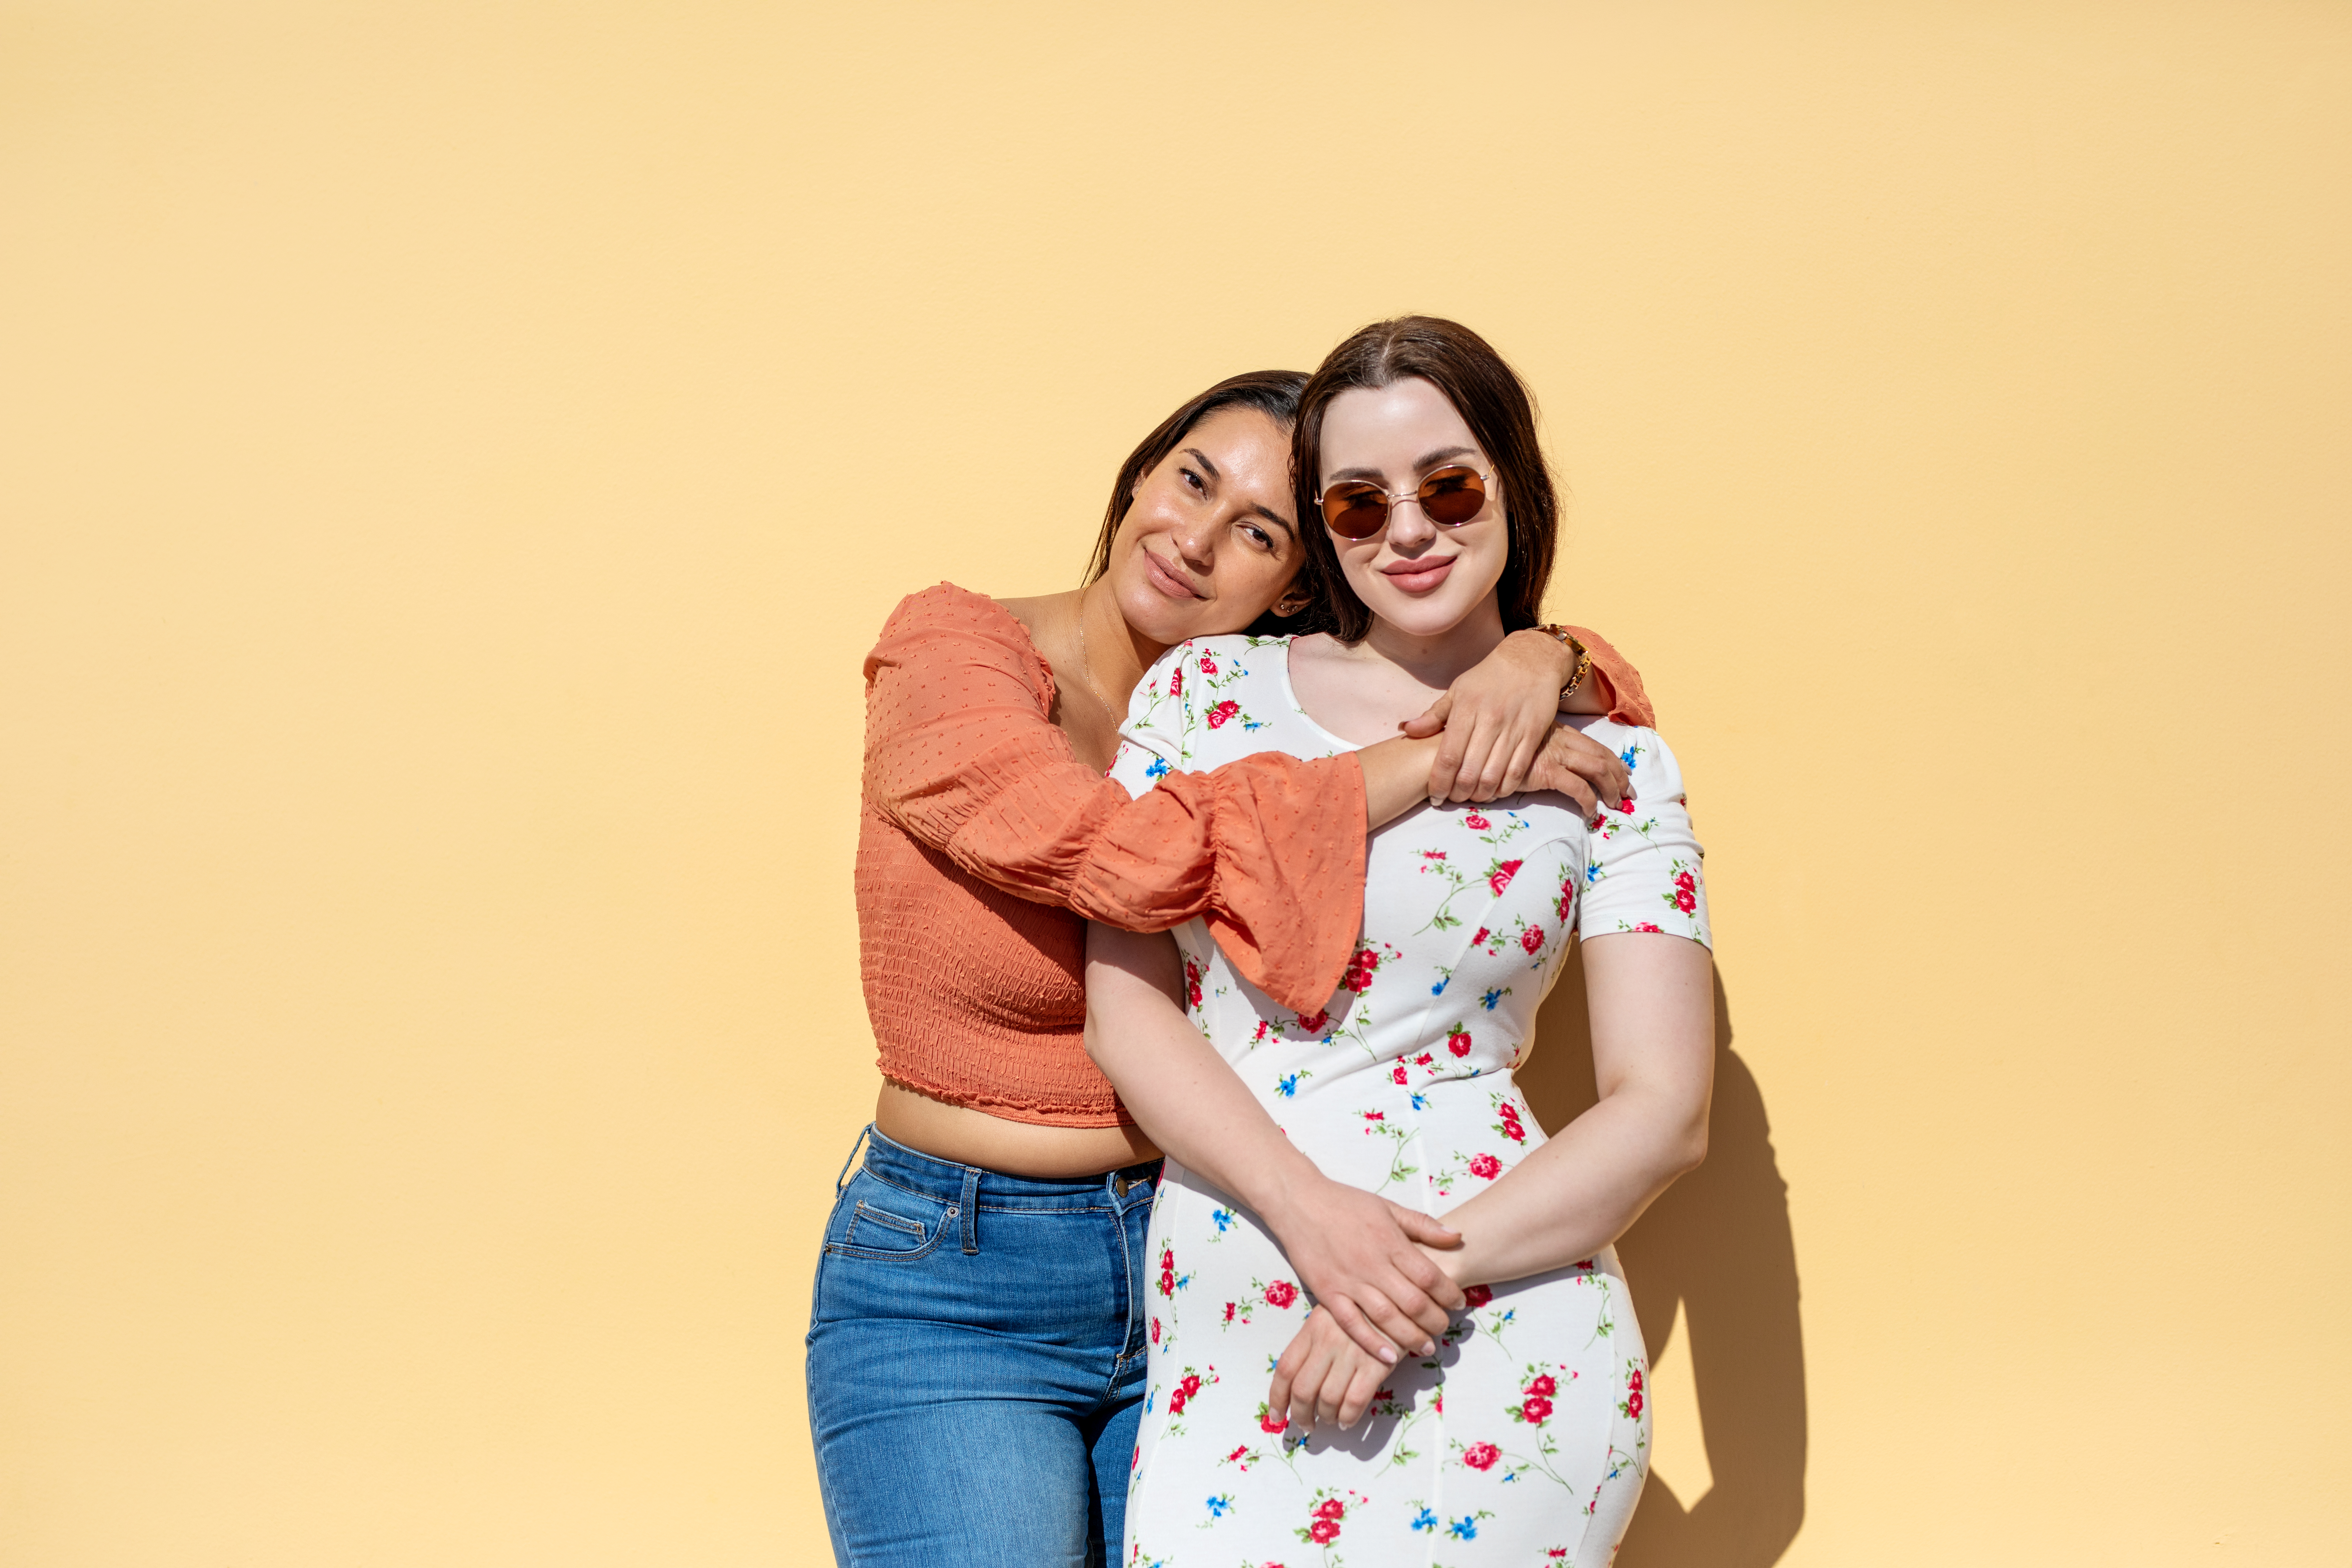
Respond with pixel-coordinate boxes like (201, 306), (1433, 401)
(809, 368), (1659, 1567)
(1088, 320), (1715, 1568)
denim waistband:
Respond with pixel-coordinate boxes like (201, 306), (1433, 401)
(847, 1124), (1162, 1212)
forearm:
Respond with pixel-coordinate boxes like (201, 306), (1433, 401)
(1083, 935), (1321, 1218)
(1353, 734), (1445, 830)
(1430, 931), (1715, 1286)
(1423, 1086), (1707, 1286)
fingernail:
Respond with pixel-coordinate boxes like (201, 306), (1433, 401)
(1378, 1345), (1397, 1365)
(1420, 1340), (1436, 1356)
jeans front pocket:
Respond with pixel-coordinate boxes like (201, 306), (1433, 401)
(825, 1171), (950, 1263)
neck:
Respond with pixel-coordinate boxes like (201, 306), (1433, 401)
(1358, 594), (1509, 691)
(1076, 578), (1160, 701)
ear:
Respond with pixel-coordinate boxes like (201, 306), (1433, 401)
(1272, 588), (1313, 618)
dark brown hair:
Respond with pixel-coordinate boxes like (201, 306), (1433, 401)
(1082, 370), (1311, 603)
(1291, 317), (1559, 643)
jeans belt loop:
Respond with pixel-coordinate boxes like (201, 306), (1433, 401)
(833, 1125), (873, 1192)
(958, 1165), (981, 1255)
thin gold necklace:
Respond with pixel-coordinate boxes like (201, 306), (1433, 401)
(1069, 597), (1132, 720)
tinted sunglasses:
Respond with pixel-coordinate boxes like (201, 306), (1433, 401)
(1318, 465), (1494, 540)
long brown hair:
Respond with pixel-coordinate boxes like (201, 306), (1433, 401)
(1291, 317), (1559, 643)
(1082, 370), (1311, 589)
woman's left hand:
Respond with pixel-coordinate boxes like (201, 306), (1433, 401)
(1268, 1306), (1397, 1435)
(1403, 628), (1586, 802)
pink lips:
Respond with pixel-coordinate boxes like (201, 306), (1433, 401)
(1381, 555), (1456, 594)
(1142, 549), (1201, 599)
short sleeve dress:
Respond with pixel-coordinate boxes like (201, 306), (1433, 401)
(1108, 634), (1712, 1568)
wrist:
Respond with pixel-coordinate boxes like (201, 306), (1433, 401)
(1507, 625), (1575, 688)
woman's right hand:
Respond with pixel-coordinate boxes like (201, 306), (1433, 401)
(1260, 1172), (1467, 1362)
(1522, 720), (1632, 817)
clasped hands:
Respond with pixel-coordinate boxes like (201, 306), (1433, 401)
(1256, 1172), (1472, 1441)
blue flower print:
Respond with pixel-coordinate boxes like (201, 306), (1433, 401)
(1411, 1507), (1438, 1532)
(1144, 756), (1170, 780)
(1211, 1207), (1235, 1234)
(1410, 1091), (1430, 1111)
(1585, 860), (1603, 885)
(1274, 1072), (1305, 1098)
(1479, 987), (1506, 1010)
(1448, 1515), (1480, 1540)
(1619, 743), (1640, 770)
(1204, 1493), (1233, 1519)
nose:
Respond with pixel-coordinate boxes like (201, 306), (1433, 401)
(1384, 497), (1440, 551)
(1170, 509), (1219, 567)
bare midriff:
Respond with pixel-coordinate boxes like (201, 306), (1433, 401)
(875, 1080), (1161, 1179)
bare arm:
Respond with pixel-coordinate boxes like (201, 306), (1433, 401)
(1085, 921), (1468, 1363)
(1267, 930), (1714, 1433)
(1423, 931), (1714, 1286)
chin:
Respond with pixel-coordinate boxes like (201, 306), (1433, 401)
(1358, 590), (1478, 639)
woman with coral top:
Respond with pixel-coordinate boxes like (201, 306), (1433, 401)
(1087, 321), (1716, 1567)
(806, 369), (1658, 1568)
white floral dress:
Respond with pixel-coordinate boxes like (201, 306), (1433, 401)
(1108, 635), (1712, 1568)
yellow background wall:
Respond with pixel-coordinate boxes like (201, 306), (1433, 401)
(4, 4), (2346, 1563)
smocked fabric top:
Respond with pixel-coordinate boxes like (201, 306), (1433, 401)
(853, 582), (1654, 1128)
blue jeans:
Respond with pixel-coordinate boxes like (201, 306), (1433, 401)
(804, 1126), (1160, 1567)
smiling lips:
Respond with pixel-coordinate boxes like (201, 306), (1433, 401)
(1142, 549), (1202, 600)
(1380, 554), (1456, 594)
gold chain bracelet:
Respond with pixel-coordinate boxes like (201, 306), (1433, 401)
(1536, 624), (1593, 701)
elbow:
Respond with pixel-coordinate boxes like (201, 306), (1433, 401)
(1671, 1116), (1709, 1177)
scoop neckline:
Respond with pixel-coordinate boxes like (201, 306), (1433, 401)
(1276, 635), (1371, 756)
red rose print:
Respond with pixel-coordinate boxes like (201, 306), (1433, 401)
(1615, 797), (1635, 814)
(1464, 812), (1490, 830)
(1227, 1444), (1248, 1462)
(1264, 1280), (1298, 1309)
(1169, 1389), (1188, 1414)
(1672, 887), (1696, 913)
(1469, 1153), (1502, 1180)
(1315, 1498), (1345, 1521)
(1296, 1010), (1330, 1035)
(1522, 1394), (1553, 1423)
(1224, 1302), (1236, 1323)
(1390, 1063), (1409, 1085)
(1199, 655), (1218, 675)
(1260, 1409), (1288, 1434)
(1520, 924), (1545, 954)
(1527, 1373), (1556, 1396)
(1207, 699), (1240, 729)
(1309, 1519), (1339, 1544)
(1463, 1441), (1500, 1470)
(1150, 1317), (1161, 1344)
(1471, 926), (1490, 945)
(1169, 667), (1183, 696)
(1626, 1391), (1644, 1419)
(1588, 811), (1607, 831)
(1489, 859), (1522, 894)
(1629, 1370), (1643, 1392)
(1362, 1111), (1385, 1124)
(1342, 947), (1380, 992)
(1448, 1028), (1473, 1057)
(1501, 1118), (1527, 1143)
(1634, 922), (1662, 934)
(1572, 1259), (1596, 1271)
(1463, 1284), (1493, 1309)
(1180, 1374), (1202, 1396)
(1675, 870), (1695, 891)
(1421, 849), (1448, 861)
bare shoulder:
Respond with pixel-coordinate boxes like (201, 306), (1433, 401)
(993, 589), (1079, 642)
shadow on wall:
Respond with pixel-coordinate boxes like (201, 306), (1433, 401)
(1516, 954), (1808, 1568)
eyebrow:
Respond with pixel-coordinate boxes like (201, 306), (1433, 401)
(1184, 446), (1295, 537)
(1324, 444), (1482, 485)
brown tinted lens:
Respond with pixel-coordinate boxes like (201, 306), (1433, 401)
(1321, 483), (1391, 539)
(1418, 467), (1487, 526)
